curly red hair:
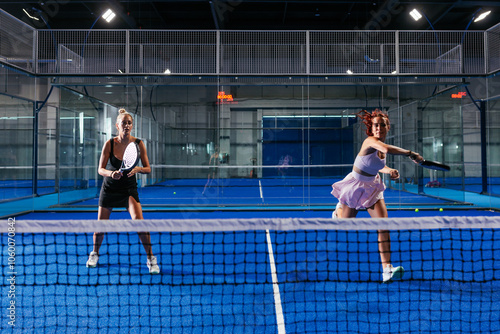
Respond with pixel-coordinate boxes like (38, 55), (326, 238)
(357, 109), (390, 136)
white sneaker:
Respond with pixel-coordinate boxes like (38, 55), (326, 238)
(147, 256), (160, 274)
(382, 265), (404, 283)
(86, 251), (99, 268)
(332, 202), (343, 219)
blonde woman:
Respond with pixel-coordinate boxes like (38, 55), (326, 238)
(86, 108), (160, 274)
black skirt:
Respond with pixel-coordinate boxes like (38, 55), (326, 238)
(99, 186), (140, 208)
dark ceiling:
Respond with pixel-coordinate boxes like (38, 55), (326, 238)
(0, 0), (499, 31)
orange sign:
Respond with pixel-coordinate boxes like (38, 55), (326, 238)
(451, 92), (466, 99)
(217, 91), (237, 104)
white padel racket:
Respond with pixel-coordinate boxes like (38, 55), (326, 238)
(119, 142), (139, 173)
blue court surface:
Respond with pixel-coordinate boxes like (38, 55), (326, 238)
(70, 178), (457, 207)
(4, 209), (500, 333)
(6, 176), (498, 209)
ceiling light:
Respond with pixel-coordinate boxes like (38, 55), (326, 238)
(164, 69), (171, 74)
(346, 69), (353, 75)
(102, 9), (116, 23)
(410, 9), (422, 21)
(391, 70), (397, 74)
(23, 8), (39, 20)
(474, 10), (491, 22)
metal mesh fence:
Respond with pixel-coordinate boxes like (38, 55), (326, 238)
(58, 44), (82, 73)
(220, 31), (306, 74)
(461, 31), (486, 74)
(0, 7), (496, 77)
(487, 23), (500, 74)
(436, 44), (462, 84)
(129, 30), (217, 74)
(0, 10), (35, 71)
(310, 31), (396, 75)
(33, 29), (489, 76)
(400, 31), (451, 74)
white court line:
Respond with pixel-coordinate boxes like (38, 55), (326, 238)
(259, 180), (264, 202)
(266, 230), (286, 334)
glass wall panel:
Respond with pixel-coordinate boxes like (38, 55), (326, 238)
(37, 104), (57, 196)
(394, 87), (466, 204)
(487, 76), (500, 198)
(58, 89), (104, 201)
(52, 77), (483, 210)
(0, 94), (34, 201)
(5, 69), (500, 216)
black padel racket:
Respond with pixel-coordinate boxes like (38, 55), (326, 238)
(410, 154), (450, 172)
(418, 159), (450, 171)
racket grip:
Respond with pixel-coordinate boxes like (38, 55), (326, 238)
(407, 151), (420, 161)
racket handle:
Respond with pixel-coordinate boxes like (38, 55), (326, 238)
(408, 151), (421, 162)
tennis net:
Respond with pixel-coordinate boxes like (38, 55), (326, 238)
(3, 215), (500, 333)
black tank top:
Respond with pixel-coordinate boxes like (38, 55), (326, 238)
(102, 138), (141, 191)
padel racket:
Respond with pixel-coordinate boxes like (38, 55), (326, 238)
(119, 142), (139, 172)
(409, 154), (450, 171)
(418, 160), (450, 171)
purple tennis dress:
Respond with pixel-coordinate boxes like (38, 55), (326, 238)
(331, 150), (386, 210)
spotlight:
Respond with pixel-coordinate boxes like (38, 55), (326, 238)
(410, 9), (422, 21)
(346, 69), (353, 75)
(474, 10), (491, 22)
(102, 9), (116, 23)
(23, 8), (39, 20)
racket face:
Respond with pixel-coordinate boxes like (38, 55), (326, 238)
(420, 160), (450, 171)
(120, 142), (139, 171)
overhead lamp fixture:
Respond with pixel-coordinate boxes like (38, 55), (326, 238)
(409, 9), (422, 21)
(474, 10), (491, 22)
(462, 9), (492, 44)
(102, 9), (116, 23)
(164, 69), (171, 74)
(23, 8), (39, 20)
(391, 70), (397, 75)
(79, 112), (84, 144)
(346, 69), (353, 75)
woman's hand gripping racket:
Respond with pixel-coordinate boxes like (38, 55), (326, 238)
(119, 142), (140, 174)
(409, 152), (450, 171)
